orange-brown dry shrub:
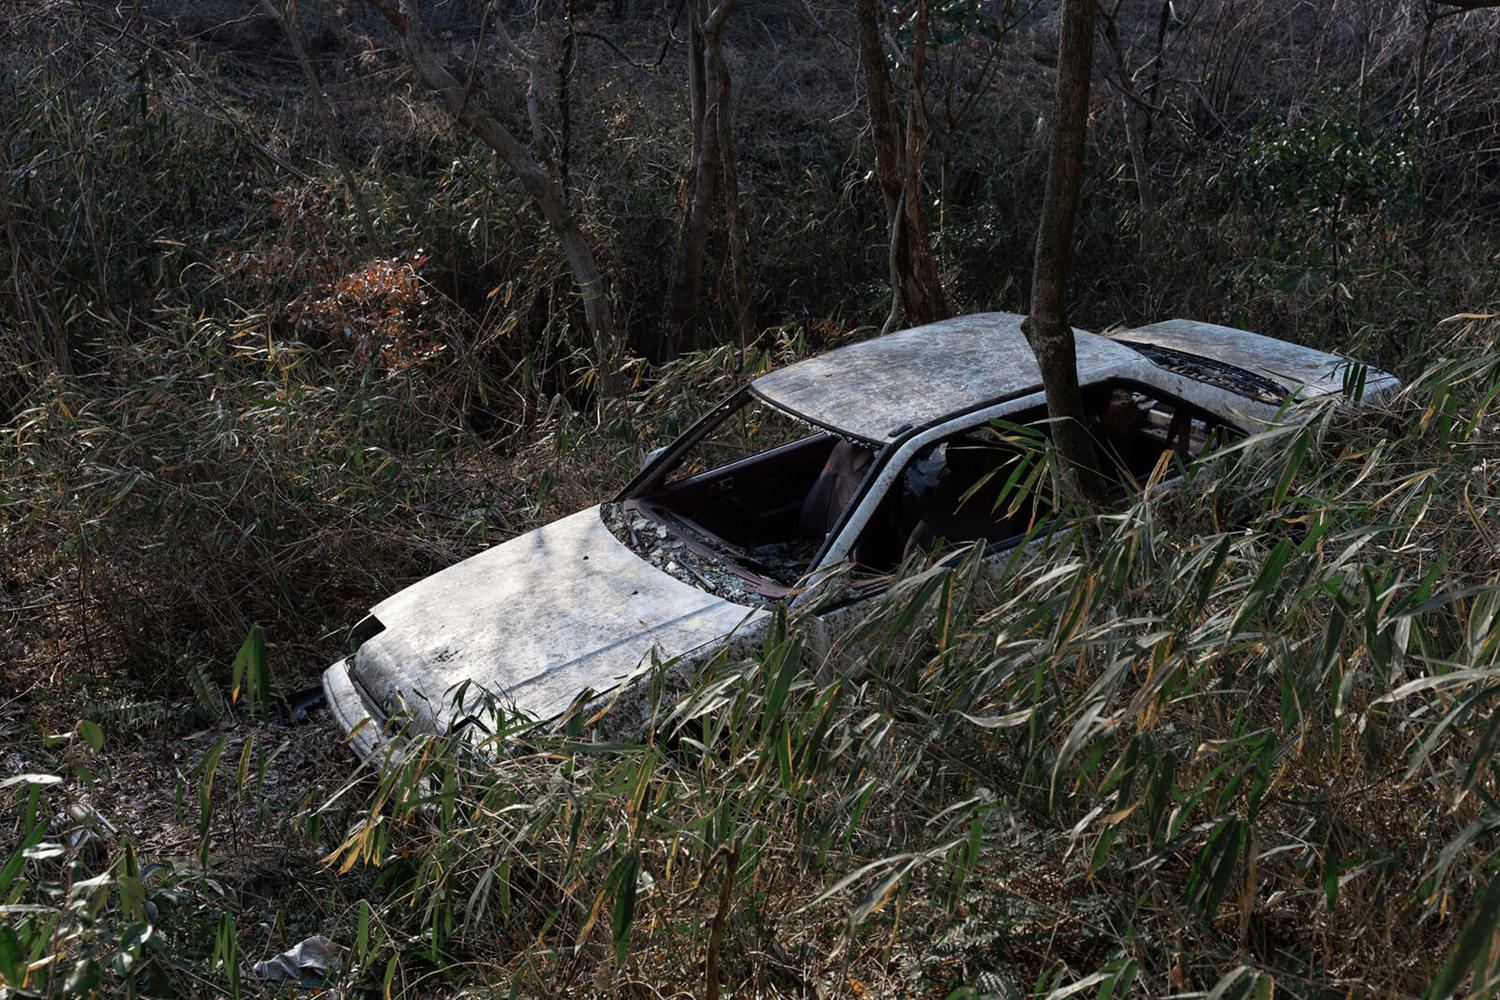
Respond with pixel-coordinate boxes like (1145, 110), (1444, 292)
(293, 253), (447, 369)
(219, 191), (453, 372)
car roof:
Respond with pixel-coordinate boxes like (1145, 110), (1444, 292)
(750, 312), (1145, 443)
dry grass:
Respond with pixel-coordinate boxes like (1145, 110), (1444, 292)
(2, 0), (1500, 996)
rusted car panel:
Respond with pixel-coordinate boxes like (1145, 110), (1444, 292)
(322, 313), (1400, 754)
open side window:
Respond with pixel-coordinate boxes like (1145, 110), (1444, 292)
(845, 414), (1055, 574)
(849, 384), (1237, 573)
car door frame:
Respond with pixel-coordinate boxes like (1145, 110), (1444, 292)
(791, 371), (1255, 612)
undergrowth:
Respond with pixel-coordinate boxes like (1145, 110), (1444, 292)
(315, 314), (1500, 998)
(9, 315), (1496, 997)
(4, 0), (1500, 996)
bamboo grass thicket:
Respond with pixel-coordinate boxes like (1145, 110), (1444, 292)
(4, 316), (1498, 997)
(308, 316), (1500, 998)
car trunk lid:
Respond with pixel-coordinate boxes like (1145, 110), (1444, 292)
(1115, 319), (1400, 402)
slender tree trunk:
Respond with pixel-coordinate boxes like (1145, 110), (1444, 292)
(1415, 0), (1438, 107)
(367, 0), (622, 395)
(855, 0), (947, 330)
(667, 1), (717, 356)
(1144, 0), (1171, 147)
(898, 0), (944, 325)
(1121, 98), (1153, 234)
(710, 21), (754, 352)
(1022, 0), (1108, 506)
(667, 0), (746, 357)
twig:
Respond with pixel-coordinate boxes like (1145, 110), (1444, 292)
(575, 28), (675, 70)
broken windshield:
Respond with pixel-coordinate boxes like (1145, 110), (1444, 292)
(606, 396), (875, 603)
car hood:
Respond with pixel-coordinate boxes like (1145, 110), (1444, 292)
(344, 506), (765, 737)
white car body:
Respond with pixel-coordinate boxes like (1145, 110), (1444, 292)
(322, 313), (1398, 755)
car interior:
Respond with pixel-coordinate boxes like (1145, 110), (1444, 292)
(863, 384), (1228, 567)
(622, 383), (1231, 588)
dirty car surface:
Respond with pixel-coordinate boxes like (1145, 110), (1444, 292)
(322, 313), (1399, 755)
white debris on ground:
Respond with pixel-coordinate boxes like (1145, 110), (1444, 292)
(249, 934), (342, 985)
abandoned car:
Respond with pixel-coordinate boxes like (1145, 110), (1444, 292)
(322, 313), (1399, 754)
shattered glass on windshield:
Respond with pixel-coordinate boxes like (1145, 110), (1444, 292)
(601, 501), (784, 606)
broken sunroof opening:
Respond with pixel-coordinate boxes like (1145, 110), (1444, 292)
(1116, 340), (1290, 404)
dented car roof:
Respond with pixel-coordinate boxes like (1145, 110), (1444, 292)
(751, 313), (1144, 442)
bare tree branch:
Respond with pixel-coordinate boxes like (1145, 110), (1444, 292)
(366, 0), (622, 394)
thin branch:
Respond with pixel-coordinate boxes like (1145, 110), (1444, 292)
(704, 840), (741, 1000)
(367, 0), (621, 393)
(257, 0), (379, 249)
(573, 28), (674, 69)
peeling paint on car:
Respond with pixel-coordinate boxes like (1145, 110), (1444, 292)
(751, 312), (1145, 443)
(340, 506), (766, 744)
(1114, 318), (1400, 402)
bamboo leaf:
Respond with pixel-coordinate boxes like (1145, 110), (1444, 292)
(1426, 868), (1500, 999)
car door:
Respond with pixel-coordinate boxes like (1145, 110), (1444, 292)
(792, 380), (1239, 651)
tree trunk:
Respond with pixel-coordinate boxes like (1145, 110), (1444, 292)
(1022, 0), (1108, 506)
(667, 1), (716, 356)
(666, 0), (748, 358)
(855, 0), (947, 330)
(366, 0), (622, 395)
(710, 17), (755, 352)
(898, 0), (945, 327)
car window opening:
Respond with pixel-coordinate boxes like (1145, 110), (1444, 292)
(849, 426), (1054, 576)
(608, 383), (1236, 602)
(608, 398), (878, 601)
(1092, 385), (1227, 486)
(851, 384), (1234, 573)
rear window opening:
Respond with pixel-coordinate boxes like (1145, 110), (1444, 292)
(1116, 339), (1290, 404)
(1094, 385), (1228, 485)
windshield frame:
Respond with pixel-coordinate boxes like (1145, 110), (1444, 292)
(615, 386), (883, 502)
(611, 388), (875, 602)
